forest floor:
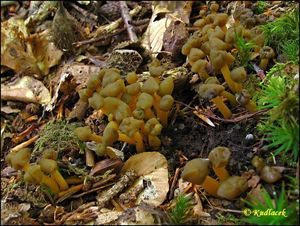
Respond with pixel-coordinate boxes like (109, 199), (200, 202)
(1, 1), (299, 225)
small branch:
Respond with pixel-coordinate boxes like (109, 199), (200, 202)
(174, 100), (269, 123)
(10, 135), (39, 152)
(168, 168), (180, 200)
(119, 1), (138, 42)
(69, 2), (98, 21)
(97, 170), (137, 208)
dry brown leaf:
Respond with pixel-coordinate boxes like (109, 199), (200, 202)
(1, 76), (51, 105)
(193, 192), (210, 217)
(121, 152), (169, 207)
(1, 18), (62, 77)
(121, 152), (167, 176)
(193, 110), (215, 127)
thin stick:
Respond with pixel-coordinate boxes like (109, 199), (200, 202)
(168, 168), (180, 200)
(174, 100), (268, 123)
(10, 135), (39, 152)
(69, 2), (98, 21)
(119, 1), (138, 42)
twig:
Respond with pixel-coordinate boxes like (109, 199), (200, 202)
(174, 100), (269, 123)
(97, 170), (137, 208)
(95, 5), (141, 36)
(168, 168), (180, 200)
(10, 135), (39, 152)
(119, 1), (138, 42)
(69, 2), (98, 21)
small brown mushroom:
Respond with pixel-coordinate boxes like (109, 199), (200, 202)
(208, 146), (231, 182)
(191, 59), (210, 80)
(210, 50), (236, 93)
(217, 176), (248, 200)
(259, 46), (275, 70)
(198, 83), (232, 119)
(230, 67), (247, 92)
(260, 166), (282, 184)
(251, 156), (265, 173)
(181, 158), (220, 196)
(236, 89), (257, 112)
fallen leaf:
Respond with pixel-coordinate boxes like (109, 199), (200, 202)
(193, 192), (210, 217)
(1, 18), (62, 77)
(121, 152), (169, 207)
(1, 76), (51, 105)
(193, 110), (215, 127)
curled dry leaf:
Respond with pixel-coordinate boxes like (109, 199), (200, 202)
(142, 2), (192, 56)
(1, 76), (51, 105)
(89, 158), (123, 176)
(1, 18), (62, 77)
(121, 152), (169, 207)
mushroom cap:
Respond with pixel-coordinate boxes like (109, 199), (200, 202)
(181, 158), (209, 185)
(230, 67), (247, 83)
(6, 148), (31, 171)
(144, 118), (162, 136)
(38, 159), (57, 174)
(191, 59), (208, 74)
(210, 50), (235, 71)
(100, 79), (125, 97)
(119, 117), (143, 137)
(208, 146), (231, 168)
(141, 77), (159, 94)
(75, 126), (92, 141)
(204, 77), (221, 85)
(213, 13), (228, 27)
(260, 46), (275, 59)
(158, 76), (174, 96)
(236, 89), (251, 106)
(209, 37), (230, 50)
(159, 95), (174, 111)
(126, 72), (138, 84)
(102, 68), (121, 88)
(188, 48), (206, 62)
(88, 92), (104, 110)
(42, 149), (58, 160)
(24, 165), (44, 184)
(217, 176), (248, 200)
(137, 92), (154, 109)
(260, 166), (282, 183)
(251, 156), (265, 172)
(132, 108), (145, 119)
(126, 82), (140, 95)
(197, 83), (225, 99)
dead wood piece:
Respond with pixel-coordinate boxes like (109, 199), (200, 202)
(119, 1), (138, 42)
(97, 170), (137, 208)
(168, 168), (180, 200)
(119, 180), (144, 204)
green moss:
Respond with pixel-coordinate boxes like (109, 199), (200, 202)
(33, 120), (85, 158)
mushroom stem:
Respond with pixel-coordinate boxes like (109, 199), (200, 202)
(118, 132), (135, 144)
(42, 175), (60, 194)
(234, 83), (243, 93)
(199, 70), (210, 80)
(221, 91), (238, 106)
(259, 58), (269, 71)
(133, 131), (145, 153)
(157, 110), (169, 127)
(213, 167), (230, 182)
(244, 100), (257, 112)
(52, 170), (69, 191)
(201, 176), (220, 197)
(144, 108), (155, 119)
(221, 65), (236, 93)
(211, 96), (232, 119)
(90, 134), (103, 143)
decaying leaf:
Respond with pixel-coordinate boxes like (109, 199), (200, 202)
(121, 152), (169, 207)
(121, 152), (168, 176)
(142, 2), (192, 56)
(1, 76), (51, 105)
(1, 18), (62, 77)
(193, 110), (215, 127)
(193, 192), (210, 217)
